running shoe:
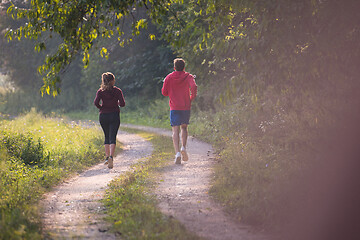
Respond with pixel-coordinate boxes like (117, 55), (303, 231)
(108, 156), (113, 169)
(181, 146), (188, 161)
(174, 152), (181, 164)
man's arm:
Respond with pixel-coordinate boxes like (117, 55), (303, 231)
(162, 77), (169, 96)
(189, 76), (197, 101)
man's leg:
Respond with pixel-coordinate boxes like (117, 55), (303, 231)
(172, 126), (181, 164)
(180, 124), (189, 161)
(180, 124), (188, 148)
(172, 125), (180, 153)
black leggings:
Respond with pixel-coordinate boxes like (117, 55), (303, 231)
(99, 112), (120, 145)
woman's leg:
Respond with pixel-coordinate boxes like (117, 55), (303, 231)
(106, 113), (120, 169)
(110, 144), (116, 157)
(108, 112), (120, 157)
(104, 144), (110, 157)
(99, 113), (110, 157)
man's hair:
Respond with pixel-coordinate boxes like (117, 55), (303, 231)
(174, 58), (185, 71)
(100, 72), (115, 90)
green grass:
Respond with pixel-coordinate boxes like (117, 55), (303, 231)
(0, 110), (105, 239)
(121, 111), (170, 129)
(65, 109), (170, 129)
(65, 97), (171, 129)
(103, 128), (201, 240)
(65, 108), (99, 121)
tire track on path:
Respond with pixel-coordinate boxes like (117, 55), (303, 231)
(41, 130), (152, 239)
(123, 124), (269, 240)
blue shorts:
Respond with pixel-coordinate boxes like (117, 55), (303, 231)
(170, 110), (190, 126)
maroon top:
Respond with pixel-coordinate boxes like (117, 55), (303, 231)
(94, 86), (125, 114)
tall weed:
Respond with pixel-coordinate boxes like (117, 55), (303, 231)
(0, 110), (104, 238)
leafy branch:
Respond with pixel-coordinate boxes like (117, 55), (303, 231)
(5, 0), (171, 95)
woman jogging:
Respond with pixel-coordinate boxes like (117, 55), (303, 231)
(94, 72), (125, 169)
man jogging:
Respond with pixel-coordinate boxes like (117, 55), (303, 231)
(162, 58), (197, 164)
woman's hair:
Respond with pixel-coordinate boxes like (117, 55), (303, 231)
(174, 58), (185, 71)
(100, 72), (115, 90)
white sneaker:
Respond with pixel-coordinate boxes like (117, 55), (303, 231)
(174, 152), (181, 164)
(181, 146), (188, 161)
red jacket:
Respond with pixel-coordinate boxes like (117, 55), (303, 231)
(162, 71), (197, 110)
(94, 86), (125, 114)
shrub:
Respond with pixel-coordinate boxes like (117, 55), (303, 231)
(1, 131), (48, 166)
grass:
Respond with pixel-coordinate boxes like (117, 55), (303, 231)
(0, 110), (105, 239)
(121, 98), (170, 129)
(103, 128), (201, 240)
(65, 108), (98, 121)
(121, 111), (170, 129)
(65, 97), (171, 129)
(65, 109), (170, 130)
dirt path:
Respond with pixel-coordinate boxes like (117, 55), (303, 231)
(42, 124), (269, 240)
(41, 130), (153, 239)
(123, 124), (268, 240)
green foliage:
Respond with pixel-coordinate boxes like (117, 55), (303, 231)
(156, 0), (360, 109)
(1, 3), (174, 115)
(4, 0), (171, 94)
(104, 130), (200, 239)
(0, 110), (104, 238)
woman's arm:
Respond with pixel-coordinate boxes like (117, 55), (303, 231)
(118, 89), (125, 107)
(94, 90), (102, 109)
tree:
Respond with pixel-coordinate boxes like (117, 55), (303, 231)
(4, 0), (171, 95)
(154, 0), (360, 107)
